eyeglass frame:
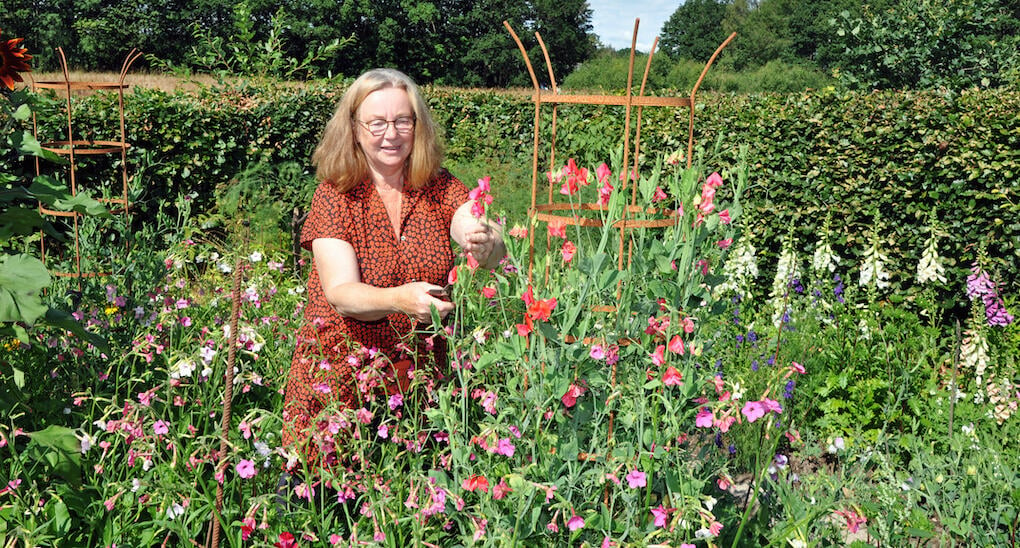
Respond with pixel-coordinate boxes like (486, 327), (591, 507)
(354, 115), (417, 137)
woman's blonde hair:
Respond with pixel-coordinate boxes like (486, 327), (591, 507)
(312, 68), (443, 192)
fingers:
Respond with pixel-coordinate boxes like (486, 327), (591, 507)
(405, 282), (454, 324)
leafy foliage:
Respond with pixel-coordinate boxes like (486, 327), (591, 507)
(821, 0), (1020, 90)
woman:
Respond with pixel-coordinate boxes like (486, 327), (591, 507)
(282, 68), (505, 454)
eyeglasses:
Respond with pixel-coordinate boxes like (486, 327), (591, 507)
(356, 116), (416, 136)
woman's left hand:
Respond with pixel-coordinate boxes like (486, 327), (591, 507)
(452, 202), (506, 269)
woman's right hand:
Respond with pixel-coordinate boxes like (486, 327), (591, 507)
(400, 282), (455, 324)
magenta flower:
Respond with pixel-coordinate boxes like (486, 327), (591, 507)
(388, 393), (403, 410)
(626, 469), (646, 489)
(236, 459), (256, 479)
(152, 420), (170, 436)
(651, 504), (669, 527)
(741, 401), (766, 423)
(695, 408), (714, 428)
(567, 514), (585, 531)
(469, 176), (494, 218)
(589, 344), (606, 360)
(496, 438), (516, 457)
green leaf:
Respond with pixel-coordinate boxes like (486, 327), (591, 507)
(43, 308), (110, 354)
(0, 253), (51, 324)
(28, 176), (111, 217)
(0, 207), (47, 242)
(25, 425), (82, 489)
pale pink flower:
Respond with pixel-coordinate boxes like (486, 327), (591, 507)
(152, 420), (170, 436)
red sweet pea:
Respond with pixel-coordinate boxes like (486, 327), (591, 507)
(462, 475), (490, 493)
(275, 532), (298, 548)
(662, 366), (683, 386)
(561, 240), (577, 263)
(561, 382), (586, 407)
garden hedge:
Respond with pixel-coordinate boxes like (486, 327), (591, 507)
(22, 83), (1020, 304)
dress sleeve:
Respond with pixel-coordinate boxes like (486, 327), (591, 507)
(438, 170), (471, 218)
(301, 181), (352, 250)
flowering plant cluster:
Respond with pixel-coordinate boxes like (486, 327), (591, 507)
(1, 136), (1018, 547)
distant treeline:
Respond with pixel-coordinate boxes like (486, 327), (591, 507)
(2, 0), (1018, 90)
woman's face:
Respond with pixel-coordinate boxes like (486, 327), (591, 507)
(355, 87), (415, 177)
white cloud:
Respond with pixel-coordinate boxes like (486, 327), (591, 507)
(588, 0), (678, 52)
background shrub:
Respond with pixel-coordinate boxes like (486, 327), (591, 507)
(17, 84), (1019, 313)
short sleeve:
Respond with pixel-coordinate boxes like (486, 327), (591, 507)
(437, 170), (471, 217)
(301, 181), (353, 250)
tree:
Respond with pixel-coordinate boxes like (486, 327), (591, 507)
(1, 0), (78, 71)
(659, 0), (729, 61)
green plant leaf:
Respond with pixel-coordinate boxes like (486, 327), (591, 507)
(0, 253), (51, 325)
(25, 425), (82, 489)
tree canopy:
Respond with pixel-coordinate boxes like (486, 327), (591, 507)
(0, 0), (595, 87)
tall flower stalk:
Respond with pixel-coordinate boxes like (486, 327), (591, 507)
(858, 213), (892, 293)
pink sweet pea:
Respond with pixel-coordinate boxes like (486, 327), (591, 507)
(650, 345), (666, 366)
(469, 176), (494, 218)
(561, 240), (577, 263)
(667, 335), (685, 355)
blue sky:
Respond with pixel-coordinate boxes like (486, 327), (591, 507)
(588, 0), (678, 52)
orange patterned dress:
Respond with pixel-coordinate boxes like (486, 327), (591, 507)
(282, 170), (469, 447)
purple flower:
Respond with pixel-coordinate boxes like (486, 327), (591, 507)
(783, 380), (796, 399)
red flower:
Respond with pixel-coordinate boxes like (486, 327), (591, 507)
(462, 475), (490, 493)
(561, 240), (577, 263)
(0, 29), (33, 91)
(480, 286), (497, 298)
(548, 220), (566, 238)
(662, 366), (683, 386)
(561, 382), (586, 407)
(274, 532), (298, 548)
(667, 335), (685, 355)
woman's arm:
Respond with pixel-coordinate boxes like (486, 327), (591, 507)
(450, 202), (507, 270)
(313, 238), (454, 323)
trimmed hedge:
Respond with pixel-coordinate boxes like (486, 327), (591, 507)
(22, 84), (1020, 303)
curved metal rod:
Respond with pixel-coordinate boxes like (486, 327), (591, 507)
(536, 32), (558, 94)
(535, 31), (560, 208)
(503, 21), (543, 282)
(687, 32), (736, 167)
